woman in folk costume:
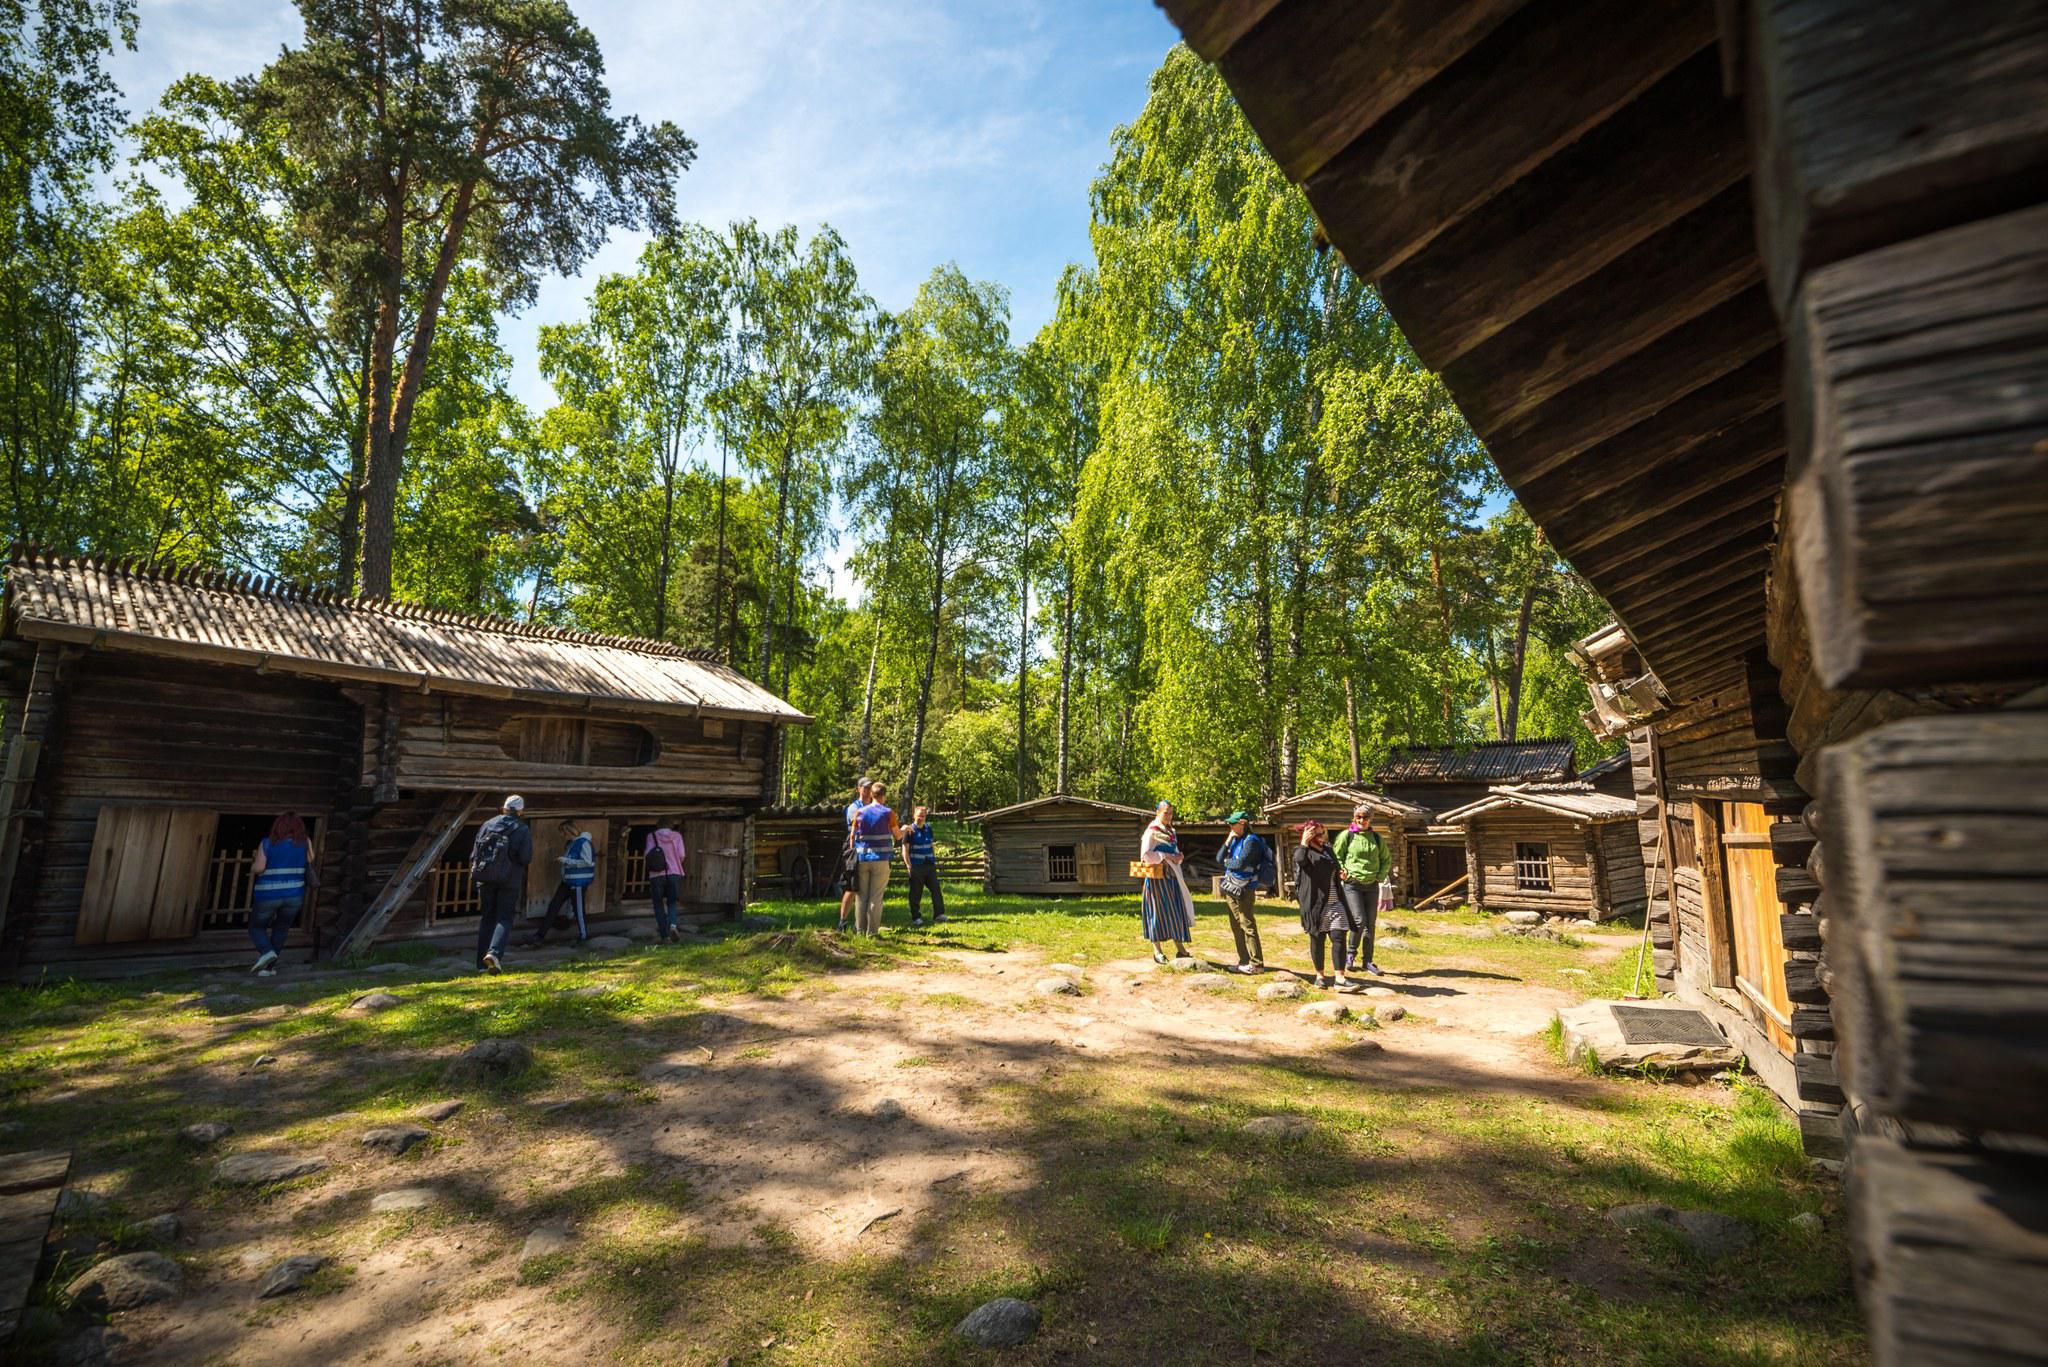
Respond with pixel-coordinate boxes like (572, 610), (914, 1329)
(1137, 800), (1195, 963)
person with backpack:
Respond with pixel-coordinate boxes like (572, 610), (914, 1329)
(646, 818), (688, 942)
(852, 781), (901, 935)
(525, 820), (596, 946)
(248, 811), (313, 976)
(1332, 803), (1393, 977)
(1215, 809), (1273, 974)
(901, 805), (946, 928)
(471, 795), (533, 973)
(837, 777), (872, 932)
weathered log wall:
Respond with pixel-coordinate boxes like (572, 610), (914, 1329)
(985, 812), (1144, 898)
(1468, 813), (1595, 915)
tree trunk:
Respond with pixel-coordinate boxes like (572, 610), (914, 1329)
(1428, 547), (1456, 733)
(358, 235), (403, 599)
(1015, 517), (1031, 804)
(858, 610), (882, 776)
(1503, 576), (1539, 741)
(1055, 557), (1075, 795)
(711, 437), (729, 658)
(759, 434), (793, 686)
(1485, 628), (1506, 738)
(1255, 559), (1276, 797)
(904, 520), (949, 812)
(654, 442), (676, 640)
(337, 326), (371, 593)
(1344, 672), (1362, 783)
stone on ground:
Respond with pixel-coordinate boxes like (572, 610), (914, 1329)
(443, 1038), (533, 1083)
(584, 934), (633, 950)
(1033, 975), (1081, 996)
(1572, 919), (1602, 931)
(1046, 963), (1084, 977)
(1604, 1203), (1755, 1258)
(522, 1221), (573, 1263)
(1376, 937), (1411, 951)
(347, 991), (402, 1012)
(1363, 986), (1396, 998)
(370, 1187), (439, 1213)
(258, 1254), (328, 1298)
(871, 1098), (906, 1123)
(55, 1189), (110, 1220)
(1377, 1005), (1407, 1023)
(131, 1213), (183, 1244)
(66, 1252), (183, 1312)
(1505, 910), (1543, 926)
(1298, 1000), (1353, 1023)
(1336, 1038), (1383, 1055)
(1242, 1115), (1311, 1140)
(1257, 979), (1305, 1002)
(1554, 1001), (1740, 1072)
(1189, 977), (1232, 993)
(1790, 1211), (1824, 1236)
(953, 1297), (1041, 1349)
(361, 1125), (430, 1156)
(417, 1099), (465, 1122)
(214, 1151), (328, 1186)
(1163, 957), (1208, 973)
(640, 1058), (704, 1085)
(178, 1121), (232, 1148)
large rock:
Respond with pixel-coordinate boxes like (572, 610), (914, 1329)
(370, 1187), (439, 1213)
(953, 1297), (1041, 1349)
(258, 1254), (327, 1299)
(1256, 980), (1305, 1002)
(361, 1125), (430, 1156)
(639, 1058), (704, 1086)
(870, 1098), (906, 1123)
(131, 1214), (183, 1244)
(1504, 910), (1544, 926)
(416, 1099), (465, 1122)
(214, 1151), (328, 1186)
(1189, 977), (1232, 993)
(1363, 986), (1396, 998)
(178, 1122), (232, 1148)
(521, 1221), (573, 1264)
(66, 1252), (183, 1312)
(443, 1039), (533, 1084)
(1242, 1115), (1311, 1140)
(1376, 1005), (1407, 1023)
(1554, 1002), (1740, 1073)
(1297, 1000), (1353, 1023)
(1033, 975), (1081, 997)
(347, 992), (403, 1013)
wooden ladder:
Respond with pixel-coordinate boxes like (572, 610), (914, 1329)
(331, 792), (484, 961)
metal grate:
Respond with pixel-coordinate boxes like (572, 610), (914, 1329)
(1611, 1005), (1727, 1048)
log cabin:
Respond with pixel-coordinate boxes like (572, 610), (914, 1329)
(1260, 784), (1432, 898)
(748, 802), (854, 900)
(0, 553), (808, 975)
(1436, 781), (1644, 921)
(1154, 1), (2048, 1355)
(975, 797), (1155, 896)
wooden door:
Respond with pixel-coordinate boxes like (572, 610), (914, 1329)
(682, 820), (745, 906)
(1721, 802), (1793, 1053)
(524, 821), (608, 920)
(1075, 842), (1108, 886)
(77, 806), (217, 944)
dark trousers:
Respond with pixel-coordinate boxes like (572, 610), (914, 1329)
(1223, 886), (1264, 965)
(649, 873), (682, 937)
(475, 879), (521, 965)
(1308, 929), (1351, 974)
(248, 898), (299, 955)
(906, 862), (945, 923)
(536, 881), (587, 941)
(1338, 881), (1378, 967)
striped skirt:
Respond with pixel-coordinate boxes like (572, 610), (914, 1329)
(1140, 875), (1193, 943)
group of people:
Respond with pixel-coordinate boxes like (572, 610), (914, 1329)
(833, 775), (946, 935)
(1135, 799), (1393, 987)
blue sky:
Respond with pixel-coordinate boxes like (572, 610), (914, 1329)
(108, 0), (1177, 406)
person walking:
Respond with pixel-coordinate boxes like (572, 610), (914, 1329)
(1332, 803), (1392, 976)
(837, 778), (872, 932)
(471, 795), (532, 973)
(526, 820), (595, 946)
(645, 818), (687, 943)
(902, 805), (947, 928)
(248, 812), (313, 976)
(1215, 809), (1272, 973)
(1137, 801), (1194, 963)
(852, 782), (900, 935)
(1293, 821), (1350, 990)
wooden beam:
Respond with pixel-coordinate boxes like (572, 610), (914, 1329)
(1794, 1049), (1843, 1105)
(1305, 0), (1715, 280)
(1746, 0), (2048, 314)
(1785, 202), (2048, 689)
(1153, 0), (1288, 62)
(1821, 712), (2048, 1137)
(1442, 181), (1764, 432)
(1485, 291), (1781, 486)
(1213, 0), (1528, 182)
(1568, 477), (1782, 585)
(1532, 407), (1786, 552)
(330, 791), (484, 960)
(1693, 798), (1735, 988)
(1379, 47), (1748, 369)
(1782, 910), (1822, 953)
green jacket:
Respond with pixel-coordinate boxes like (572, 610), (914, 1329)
(1332, 827), (1391, 884)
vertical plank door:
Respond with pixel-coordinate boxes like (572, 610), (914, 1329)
(1722, 801), (1794, 1053)
(681, 820), (746, 907)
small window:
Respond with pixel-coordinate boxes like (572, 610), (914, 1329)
(1668, 816), (1698, 871)
(1047, 845), (1077, 882)
(1515, 842), (1552, 891)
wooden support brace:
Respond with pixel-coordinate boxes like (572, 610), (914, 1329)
(331, 792), (484, 960)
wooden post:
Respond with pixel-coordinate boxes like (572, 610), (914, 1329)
(1692, 798), (1735, 988)
(1463, 821), (1484, 907)
(1586, 825), (1611, 919)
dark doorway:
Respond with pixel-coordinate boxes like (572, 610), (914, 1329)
(1413, 842), (1467, 900)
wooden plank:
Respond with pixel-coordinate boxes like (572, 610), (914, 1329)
(1793, 1049), (1843, 1105)
(1381, 48), (1748, 369)
(148, 808), (217, 940)
(1305, 0), (1715, 280)
(1821, 712), (2048, 1136)
(1441, 181), (1764, 432)
(0, 1150), (70, 1194)
(1212, 0), (1527, 182)
(1782, 911), (1822, 953)
(332, 792), (483, 960)
(1693, 799), (1735, 988)
(1154, 0), (1288, 62)
(1848, 1139), (2048, 1363)
(1785, 201), (2048, 689)
(1747, 0), (2048, 312)
(1537, 408), (1786, 556)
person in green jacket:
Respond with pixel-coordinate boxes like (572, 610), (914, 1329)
(1331, 803), (1392, 976)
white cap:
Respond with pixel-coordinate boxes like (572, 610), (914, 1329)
(504, 794), (526, 812)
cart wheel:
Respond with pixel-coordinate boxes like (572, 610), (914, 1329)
(791, 855), (816, 900)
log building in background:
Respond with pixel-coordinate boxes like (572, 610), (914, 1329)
(0, 554), (808, 976)
(1154, 1), (2047, 1356)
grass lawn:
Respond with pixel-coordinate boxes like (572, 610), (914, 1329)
(0, 891), (1860, 1364)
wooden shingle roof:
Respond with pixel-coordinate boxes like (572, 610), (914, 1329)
(3, 552), (809, 724)
(1375, 740), (1576, 785)
(970, 796), (1155, 825)
(1436, 785), (1638, 825)
(1261, 783), (1434, 823)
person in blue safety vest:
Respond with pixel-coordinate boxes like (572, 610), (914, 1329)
(248, 811), (314, 977)
(902, 805), (947, 928)
(852, 781), (901, 936)
(525, 819), (596, 946)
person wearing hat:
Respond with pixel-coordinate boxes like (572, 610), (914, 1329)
(1215, 809), (1273, 973)
(837, 777), (873, 932)
(1332, 802), (1392, 976)
(469, 795), (533, 973)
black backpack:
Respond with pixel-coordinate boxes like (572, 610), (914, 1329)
(471, 817), (517, 885)
(645, 837), (668, 876)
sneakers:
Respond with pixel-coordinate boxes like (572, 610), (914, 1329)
(1314, 973), (1329, 990)
(1365, 962), (1385, 977)
(1335, 973), (1352, 990)
(932, 914), (947, 924)
(482, 952), (501, 973)
(257, 967), (277, 978)
(910, 917), (926, 928)
(1152, 948), (1168, 965)
(251, 950), (278, 974)
(1232, 962), (1258, 975)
